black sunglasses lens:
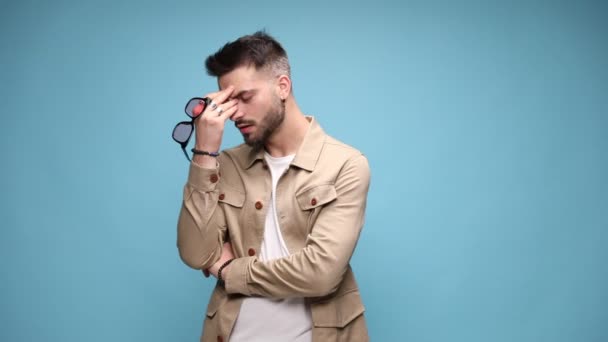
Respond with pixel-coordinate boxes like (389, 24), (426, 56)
(172, 122), (193, 143)
(185, 98), (207, 118)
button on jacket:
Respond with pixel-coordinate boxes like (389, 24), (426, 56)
(177, 117), (371, 342)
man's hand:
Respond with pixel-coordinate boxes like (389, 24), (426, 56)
(206, 242), (235, 278)
(193, 85), (238, 168)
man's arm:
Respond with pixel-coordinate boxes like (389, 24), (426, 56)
(222, 154), (371, 298)
(176, 160), (227, 270)
(176, 86), (237, 271)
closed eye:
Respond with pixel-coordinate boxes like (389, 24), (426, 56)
(231, 89), (256, 103)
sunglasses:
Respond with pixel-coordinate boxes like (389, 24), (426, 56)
(172, 97), (210, 161)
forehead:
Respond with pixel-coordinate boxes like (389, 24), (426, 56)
(218, 65), (269, 91)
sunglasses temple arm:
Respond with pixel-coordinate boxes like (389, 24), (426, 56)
(182, 147), (191, 162)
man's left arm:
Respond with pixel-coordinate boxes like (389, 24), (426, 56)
(223, 154), (370, 298)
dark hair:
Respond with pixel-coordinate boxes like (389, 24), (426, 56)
(205, 31), (290, 78)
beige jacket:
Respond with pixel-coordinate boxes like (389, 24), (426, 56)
(177, 117), (371, 342)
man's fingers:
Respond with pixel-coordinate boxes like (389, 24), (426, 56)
(209, 85), (234, 107)
(203, 90), (220, 99)
(201, 86), (234, 117)
(204, 84), (233, 100)
(219, 103), (238, 121)
(206, 99), (237, 120)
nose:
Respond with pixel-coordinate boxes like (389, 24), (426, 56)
(230, 107), (245, 122)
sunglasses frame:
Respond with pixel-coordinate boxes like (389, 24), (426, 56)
(172, 97), (210, 161)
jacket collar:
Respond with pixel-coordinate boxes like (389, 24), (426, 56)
(242, 116), (325, 172)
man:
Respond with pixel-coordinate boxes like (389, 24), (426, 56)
(177, 31), (371, 342)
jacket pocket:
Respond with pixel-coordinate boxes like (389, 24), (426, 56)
(205, 286), (226, 319)
(217, 186), (245, 208)
(311, 289), (365, 328)
(295, 183), (337, 210)
(295, 184), (338, 234)
(202, 287), (228, 342)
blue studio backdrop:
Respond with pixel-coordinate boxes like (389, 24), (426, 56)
(1, 1), (607, 341)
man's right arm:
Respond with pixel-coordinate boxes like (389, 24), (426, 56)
(176, 85), (238, 271)
(176, 160), (226, 270)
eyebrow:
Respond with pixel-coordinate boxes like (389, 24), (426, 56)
(231, 89), (256, 100)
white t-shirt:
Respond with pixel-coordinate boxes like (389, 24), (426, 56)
(229, 153), (313, 342)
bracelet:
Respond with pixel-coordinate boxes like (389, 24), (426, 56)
(191, 148), (220, 157)
(217, 258), (235, 288)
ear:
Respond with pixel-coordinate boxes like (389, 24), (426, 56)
(276, 74), (291, 100)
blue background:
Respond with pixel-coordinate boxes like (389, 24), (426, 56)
(1, 0), (607, 341)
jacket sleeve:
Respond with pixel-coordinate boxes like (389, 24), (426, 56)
(176, 159), (227, 270)
(224, 154), (371, 298)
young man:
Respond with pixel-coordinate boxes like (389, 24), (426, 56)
(177, 31), (371, 342)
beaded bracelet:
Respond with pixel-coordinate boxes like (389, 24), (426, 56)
(191, 148), (220, 157)
(217, 258), (234, 288)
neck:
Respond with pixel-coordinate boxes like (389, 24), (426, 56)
(264, 98), (309, 157)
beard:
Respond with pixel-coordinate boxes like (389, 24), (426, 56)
(242, 95), (286, 150)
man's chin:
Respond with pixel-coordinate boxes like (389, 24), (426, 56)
(243, 134), (255, 145)
(242, 133), (253, 143)
(243, 135), (264, 150)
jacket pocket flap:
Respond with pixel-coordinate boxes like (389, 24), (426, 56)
(311, 289), (365, 328)
(205, 287), (225, 318)
(296, 184), (337, 210)
(217, 187), (245, 208)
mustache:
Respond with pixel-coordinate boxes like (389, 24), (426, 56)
(235, 119), (256, 127)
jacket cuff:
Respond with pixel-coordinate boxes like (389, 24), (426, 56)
(187, 161), (220, 192)
(224, 256), (255, 295)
